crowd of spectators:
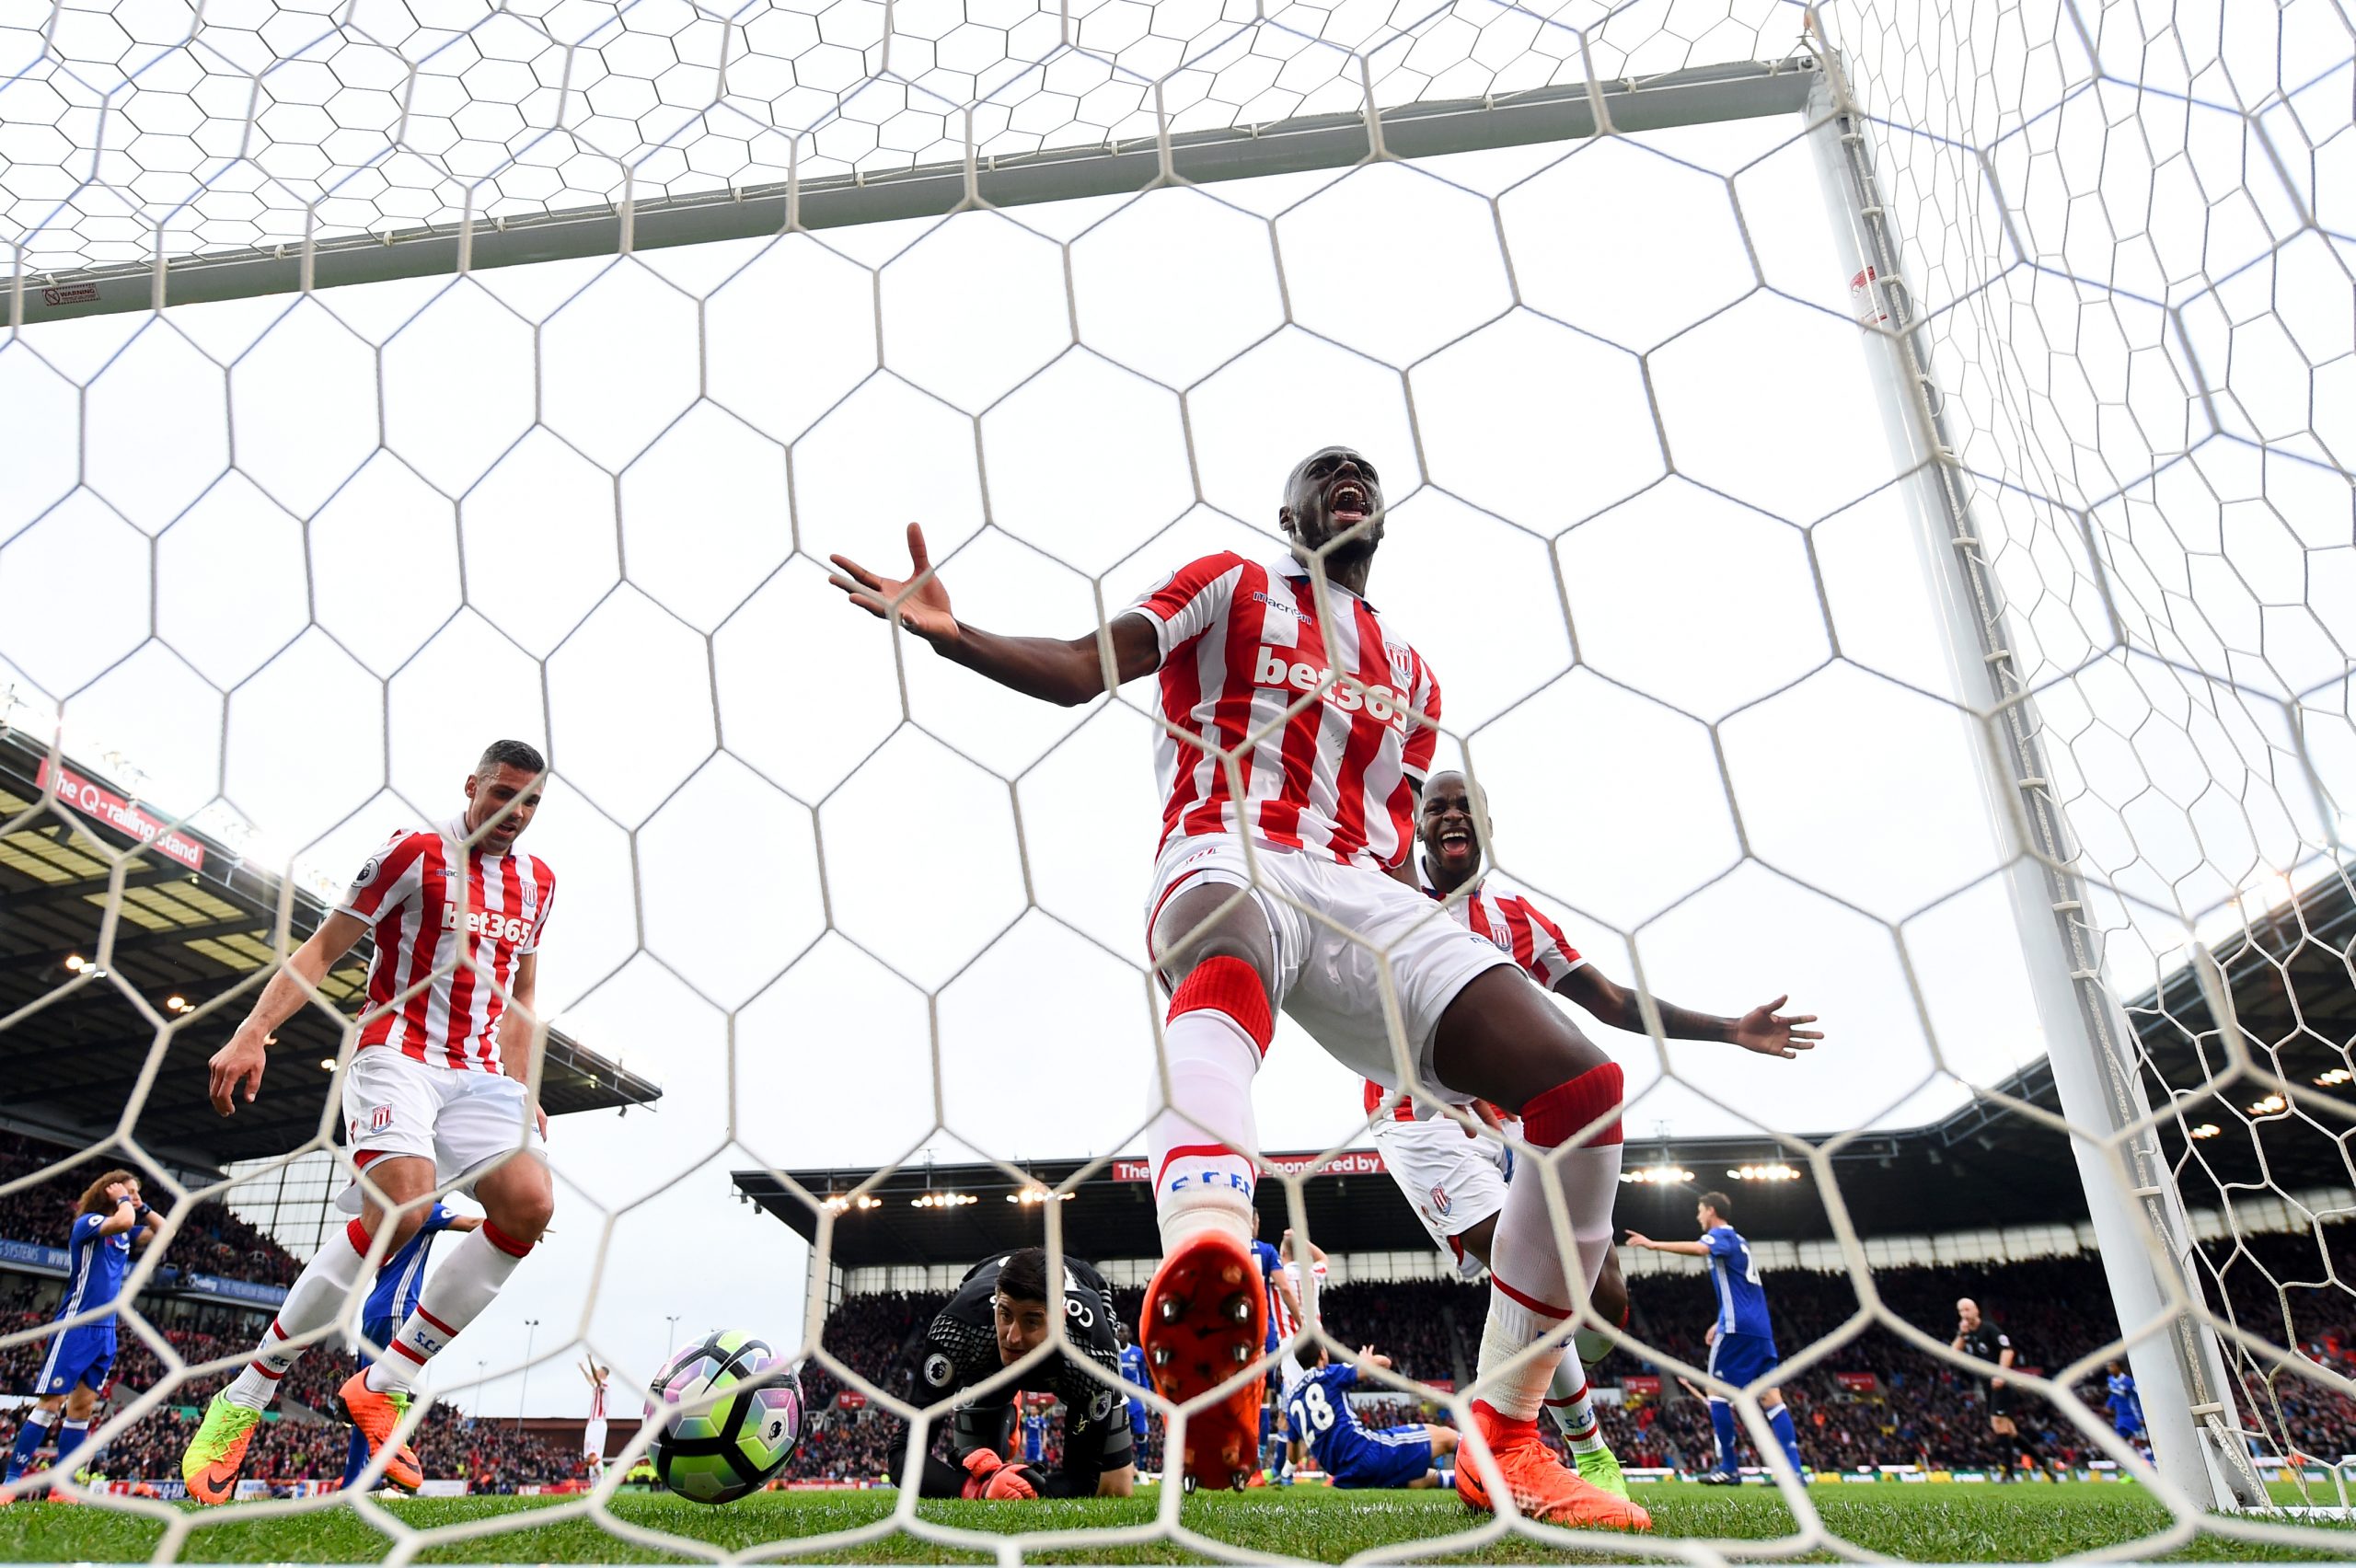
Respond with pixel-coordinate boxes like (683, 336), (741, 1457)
(0, 1131), (304, 1287)
(773, 1229), (2356, 1482)
(11, 1104), (2356, 1487)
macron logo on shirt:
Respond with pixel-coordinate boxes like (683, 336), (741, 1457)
(1252, 645), (1410, 729)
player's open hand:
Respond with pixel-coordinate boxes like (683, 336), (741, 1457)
(828, 524), (960, 645)
(208, 1029), (269, 1115)
(1731, 996), (1821, 1059)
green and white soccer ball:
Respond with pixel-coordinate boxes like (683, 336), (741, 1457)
(643, 1331), (805, 1504)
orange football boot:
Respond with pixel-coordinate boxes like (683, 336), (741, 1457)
(1140, 1229), (1266, 1491)
(1456, 1401), (1650, 1530)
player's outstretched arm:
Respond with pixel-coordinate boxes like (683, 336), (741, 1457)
(1621, 1231), (1713, 1258)
(828, 525), (1161, 707)
(208, 910), (371, 1114)
(1556, 970), (1821, 1060)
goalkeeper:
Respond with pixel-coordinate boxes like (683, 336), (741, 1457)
(888, 1247), (1136, 1499)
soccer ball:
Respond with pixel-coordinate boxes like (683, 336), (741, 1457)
(643, 1330), (804, 1504)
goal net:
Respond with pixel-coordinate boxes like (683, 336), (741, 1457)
(0, 0), (2350, 1556)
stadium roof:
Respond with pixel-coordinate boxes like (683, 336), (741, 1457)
(737, 869), (2355, 1268)
(0, 729), (662, 1172)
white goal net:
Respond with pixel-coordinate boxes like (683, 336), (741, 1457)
(1, 0), (2352, 1557)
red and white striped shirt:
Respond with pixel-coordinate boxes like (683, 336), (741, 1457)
(1363, 868), (1582, 1122)
(1123, 554), (1441, 872)
(337, 817), (556, 1074)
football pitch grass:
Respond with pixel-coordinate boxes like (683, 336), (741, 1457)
(6, 1482), (2356, 1562)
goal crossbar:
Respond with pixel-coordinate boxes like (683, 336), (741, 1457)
(7, 54), (1817, 326)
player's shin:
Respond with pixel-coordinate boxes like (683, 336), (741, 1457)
(1476, 1063), (1623, 1422)
(224, 1217), (374, 1411)
(365, 1222), (535, 1393)
(1768, 1405), (1803, 1475)
(1542, 1362), (1606, 1453)
(1146, 955), (1270, 1250)
(5, 1407), (55, 1482)
(54, 1419), (89, 1477)
(1709, 1400), (1739, 1474)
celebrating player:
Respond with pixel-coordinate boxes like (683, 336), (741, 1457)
(1955, 1297), (2053, 1480)
(3, 1171), (157, 1501)
(888, 1248), (1135, 1499)
(1283, 1344), (1460, 1490)
(1623, 1193), (1807, 1484)
(828, 453), (1647, 1526)
(181, 741), (559, 1505)
(581, 1358), (613, 1483)
(341, 1203), (480, 1491)
(1370, 770), (1822, 1495)
(1250, 1212), (1304, 1475)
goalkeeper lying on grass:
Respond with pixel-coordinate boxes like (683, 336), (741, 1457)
(887, 1247), (1136, 1499)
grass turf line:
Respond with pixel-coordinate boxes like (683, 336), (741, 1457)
(5, 1483), (2355, 1562)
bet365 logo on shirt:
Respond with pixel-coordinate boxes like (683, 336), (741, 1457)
(442, 905), (531, 943)
(1252, 646), (1410, 728)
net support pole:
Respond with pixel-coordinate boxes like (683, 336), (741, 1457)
(1803, 50), (2268, 1513)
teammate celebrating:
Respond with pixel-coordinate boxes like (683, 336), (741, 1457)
(341, 1203), (479, 1491)
(181, 741), (559, 1505)
(4, 1171), (157, 1500)
(1370, 771), (1820, 1495)
(1955, 1297), (2052, 1480)
(828, 452), (1646, 1526)
(581, 1358), (613, 1483)
(887, 1248), (1135, 1499)
(1284, 1345), (1460, 1490)
(1623, 1193), (1807, 1484)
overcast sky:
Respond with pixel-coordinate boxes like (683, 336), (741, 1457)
(1, 0), (2349, 1419)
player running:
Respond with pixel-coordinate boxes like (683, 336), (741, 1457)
(1372, 770), (1820, 1496)
(1955, 1297), (2053, 1480)
(830, 451), (1653, 1525)
(1250, 1212), (1304, 1475)
(887, 1248), (1136, 1499)
(1623, 1193), (1807, 1484)
(341, 1203), (479, 1491)
(1284, 1344), (1460, 1489)
(181, 741), (559, 1505)
(3, 1171), (157, 1502)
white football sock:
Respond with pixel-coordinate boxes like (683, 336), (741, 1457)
(225, 1217), (372, 1410)
(1476, 1064), (1624, 1422)
(1146, 958), (1269, 1251)
(366, 1222), (534, 1393)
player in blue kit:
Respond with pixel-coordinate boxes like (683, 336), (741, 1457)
(2103, 1360), (2146, 1458)
(1250, 1213), (1302, 1475)
(5, 1170), (158, 1501)
(1624, 1192), (1806, 1484)
(341, 1203), (479, 1490)
(1114, 1320), (1151, 1457)
(1283, 1345), (1459, 1489)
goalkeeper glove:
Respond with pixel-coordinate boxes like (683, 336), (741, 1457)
(960, 1449), (1041, 1500)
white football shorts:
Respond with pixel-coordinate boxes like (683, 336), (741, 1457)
(1145, 833), (1516, 1093)
(1370, 1112), (1512, 1279)
(336, 1046), (547, 1212)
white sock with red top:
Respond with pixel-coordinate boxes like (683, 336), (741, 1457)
(1147, 955), (1271, 1252)
(365, 1222), (535, 1392)
(1476, 1063), (1625, 1424)
(224, 1216), (374, 1411)
(1545, 1362), (1606, 1452)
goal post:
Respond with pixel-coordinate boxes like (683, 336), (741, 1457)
(8, 56), (1818, 327)
(1805, 36), (2278, 1516)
